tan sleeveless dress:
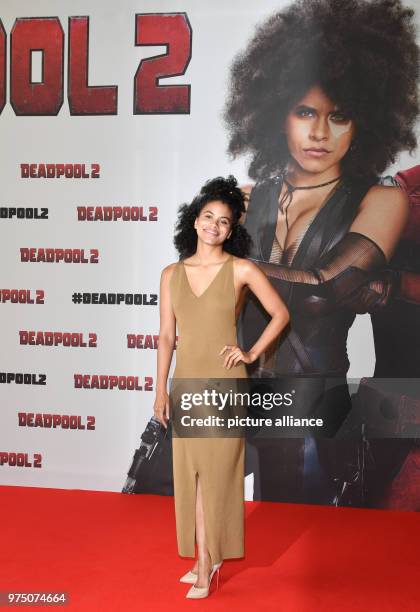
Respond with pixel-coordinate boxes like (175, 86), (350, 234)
(170, 254), (247, 565)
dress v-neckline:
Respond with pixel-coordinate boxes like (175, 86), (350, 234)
(182, 255), (231, 299)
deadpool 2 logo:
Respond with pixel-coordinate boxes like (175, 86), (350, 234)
(0, 13), (191, 116)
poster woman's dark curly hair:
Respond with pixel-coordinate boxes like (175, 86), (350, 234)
(224, 0), (419, 181)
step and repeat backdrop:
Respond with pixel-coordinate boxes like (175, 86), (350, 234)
(1, 0), (419, 508)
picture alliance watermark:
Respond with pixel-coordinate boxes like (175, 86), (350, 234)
(179, 414), (324, 429)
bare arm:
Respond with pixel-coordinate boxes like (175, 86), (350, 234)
(241, 259), (290, 360)
(349, 185), (408, 261)
(153, 264), (176, 427)
(222, 258), (289, 368)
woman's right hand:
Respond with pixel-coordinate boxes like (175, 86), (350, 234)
(153, 391), (170, 429)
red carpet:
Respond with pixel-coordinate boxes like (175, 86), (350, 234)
(1, 485), (419, 611)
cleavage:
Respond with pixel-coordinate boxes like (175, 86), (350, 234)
(275, 189), (324, 253)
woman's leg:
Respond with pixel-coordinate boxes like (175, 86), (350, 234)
(194, 473), (212, 587)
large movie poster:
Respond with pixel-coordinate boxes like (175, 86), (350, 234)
(1, 0), (419, 510)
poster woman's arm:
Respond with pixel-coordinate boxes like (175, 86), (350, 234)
(254, 186), (411, 314)
(153, 264), (177, 428)
(349, 185), (408, 260)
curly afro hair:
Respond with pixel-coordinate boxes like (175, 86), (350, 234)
(173, 175), (252, 259)
(224, 0), (419, 182)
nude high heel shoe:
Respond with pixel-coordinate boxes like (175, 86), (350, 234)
(185, 562), (222, 599)
(179, 569), (198, 584)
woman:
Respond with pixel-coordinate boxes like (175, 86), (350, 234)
(153, 175), (289, 598)
(223, 0), (419, 503)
